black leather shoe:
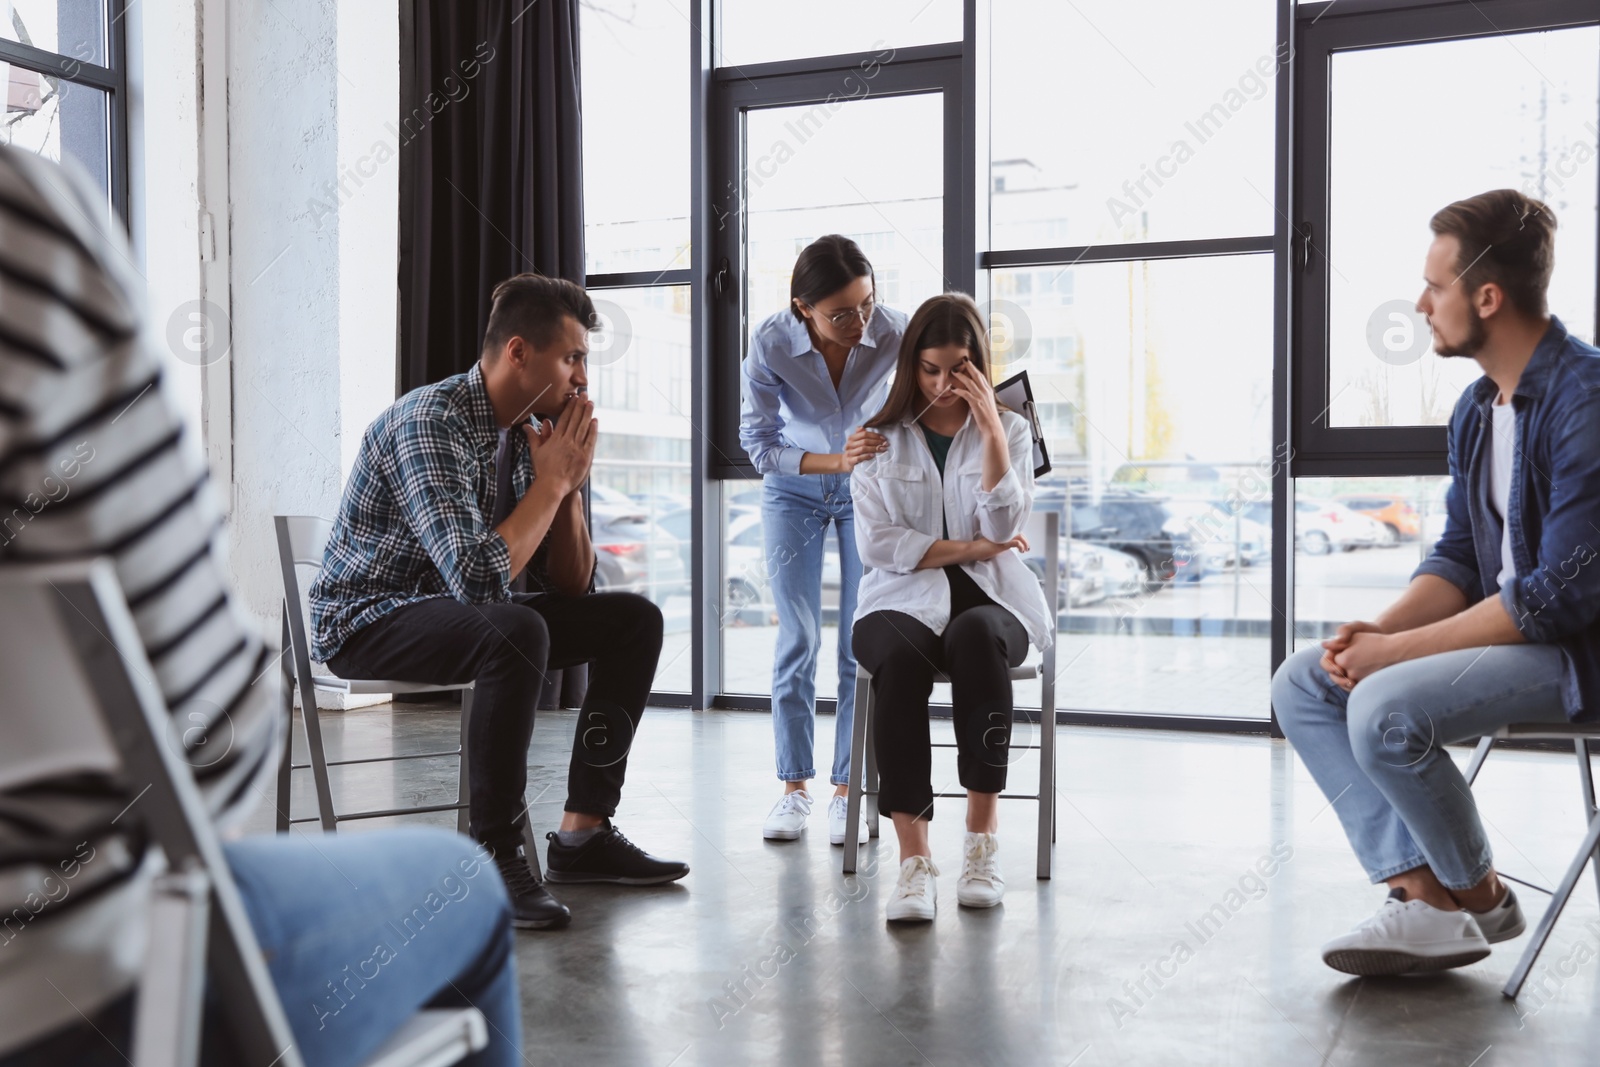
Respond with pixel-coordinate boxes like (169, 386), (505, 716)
(544, 821), (690, 885)
(491, 845), (572, 929)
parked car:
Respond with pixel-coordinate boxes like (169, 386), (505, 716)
(1095, 544), (1146, 597)
(1197, 501), (1273, 567)
(629, 491), (689, 516)
(1244, 499), (1386, 555)
(1339, 493), (1422, 541)
(1021, 539), (1111, 609)
(1161, 500), (1251, 571)
(591, 508), (689, 599)
(663, 504), (853, 614)
(1035, 488), (1206, 589)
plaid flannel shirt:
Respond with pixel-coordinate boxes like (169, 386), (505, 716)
(309, 362), (578, 662)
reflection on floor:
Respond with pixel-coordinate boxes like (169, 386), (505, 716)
(245, 702), (1600, 1066)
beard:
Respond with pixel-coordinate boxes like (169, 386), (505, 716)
(1432, 306), (1487, 358)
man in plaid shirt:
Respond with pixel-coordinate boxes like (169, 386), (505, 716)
(310, 273), (687, 930)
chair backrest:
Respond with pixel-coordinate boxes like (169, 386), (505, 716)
(275, 514), (334, 679)
(0, 564), (120, 792)
(0, 559), (308, 1067)
(1021, 510), (1061, 615)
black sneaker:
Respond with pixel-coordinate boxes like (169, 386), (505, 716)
(544, 821), (689, 885)
(491, 845), (572, 929)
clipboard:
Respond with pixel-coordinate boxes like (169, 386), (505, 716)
(993, 369), (1052, 478)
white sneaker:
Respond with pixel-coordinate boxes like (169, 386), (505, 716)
(1469, 886), (1526, 944)
(827, 794), (869, 846)
(886, 855), (939, 922)
(1321, 890), (1492, 976)
(762, 790), (812, 841)
(956, 831), (1005, 908)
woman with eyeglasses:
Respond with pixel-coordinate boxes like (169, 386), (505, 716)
(740, 234), (909, 847)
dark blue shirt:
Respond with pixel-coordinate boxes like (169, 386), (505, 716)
(1413, 316), (1600, 720)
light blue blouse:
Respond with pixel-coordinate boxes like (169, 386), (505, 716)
(738, 304), (909, 476)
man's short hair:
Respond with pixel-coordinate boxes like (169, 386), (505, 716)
(481, 273), (597, 357)
(1430, 190), (1556, 319)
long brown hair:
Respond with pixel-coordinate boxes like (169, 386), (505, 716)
(865, 292), (996, 428)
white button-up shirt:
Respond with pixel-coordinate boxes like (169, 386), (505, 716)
(850, 410), (1054, 650)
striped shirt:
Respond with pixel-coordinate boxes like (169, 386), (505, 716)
(308, 362), (587, 663)
(0, 146), (278, 1033)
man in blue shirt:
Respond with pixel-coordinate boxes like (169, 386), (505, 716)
(1274, 189), (1600, 977)
(311, 274), (688, 931)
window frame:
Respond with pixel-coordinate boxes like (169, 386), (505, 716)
(1290, 0), (1600, 475)
(0, 0), (130, 223)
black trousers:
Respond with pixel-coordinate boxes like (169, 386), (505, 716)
(328, 591), (663, 855)
(851, 566), (1029, 820)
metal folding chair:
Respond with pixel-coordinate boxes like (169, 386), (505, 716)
(4, 559), (487, 1067)
(275, 515), (540, 871)
(1463, 720), (1600, 998)
(844, 511), (1060, 879)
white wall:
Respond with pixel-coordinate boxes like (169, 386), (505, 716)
(133, 0), (400, 707)
(126, 0), (206, 457)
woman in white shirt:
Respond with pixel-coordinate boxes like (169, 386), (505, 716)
(850, 293), (1053, 922)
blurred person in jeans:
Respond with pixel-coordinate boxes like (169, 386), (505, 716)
(0, 146), (521, 1067)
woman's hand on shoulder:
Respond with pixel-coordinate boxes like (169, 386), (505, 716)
(841, 426), (890, 472)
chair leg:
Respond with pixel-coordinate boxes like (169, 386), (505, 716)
(1576, 738), (1600, 914)
(1504, 807), (1600, 998)
(843, 668), (872, 875)
(457, 688), (473, 836)
(1038, 712), (1056, 881)
(1463, 734), (1495, 786)
(275, 620), (293, 833)
(284, 604), (338, 832)
(1038, 662), (1056, 880)
(520, 795), (543, 881)
(864, 685), (880, 842)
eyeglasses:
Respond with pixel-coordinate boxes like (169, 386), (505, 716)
(810, 298), (876, 329)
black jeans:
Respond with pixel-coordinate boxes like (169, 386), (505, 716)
(851, 566), (1029, 820)
(328, 591), (663, 855)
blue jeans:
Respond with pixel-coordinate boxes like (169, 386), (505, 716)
(228, 827), (520, 1067)
(4, 828), (521, 1067)
(1273, 642), (1566, 890)
(762, 471), (863, 786)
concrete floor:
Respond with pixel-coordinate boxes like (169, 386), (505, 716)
(244, 702), (1600, 1066)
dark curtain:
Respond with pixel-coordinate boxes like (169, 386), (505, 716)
(398, 0), (589, 710)
(399, 0), (586, 390)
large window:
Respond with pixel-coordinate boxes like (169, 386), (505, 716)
(580, 0), (691, 277)
(1323, 27), (1597, 429)
(0, 0), (125, 219)
(990, 0), (1277, 250)
(580, 2), (694, 696)
(994, 254), (1277, 720)
(575, 0), (1600, 726)
(718, 0), (961, 68)
(1293, 0), (1600, 464)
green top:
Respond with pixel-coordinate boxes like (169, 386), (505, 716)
(920, 424), (954, 477)
(920, 424), (953, 539)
